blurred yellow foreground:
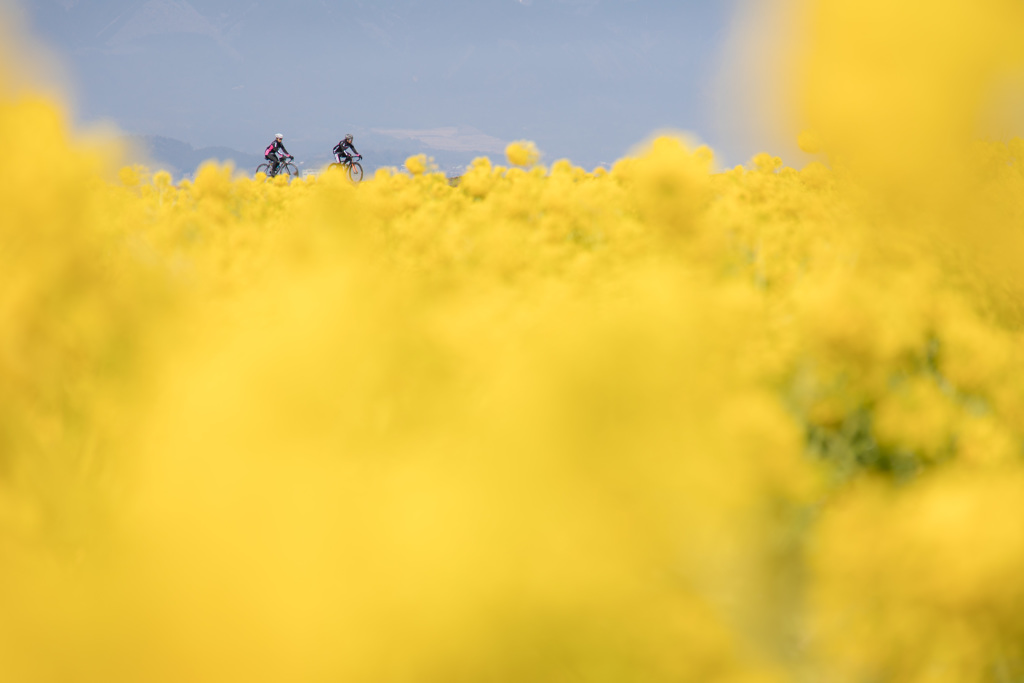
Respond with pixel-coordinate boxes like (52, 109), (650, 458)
(2, 1), (1024, 681)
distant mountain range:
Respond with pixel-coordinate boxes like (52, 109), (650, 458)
(125, 135), (263, 178)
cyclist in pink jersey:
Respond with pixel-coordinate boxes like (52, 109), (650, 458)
(264, 133), (293, 174)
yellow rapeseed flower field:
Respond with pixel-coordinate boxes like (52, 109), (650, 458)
(2, 0), (1024, 681)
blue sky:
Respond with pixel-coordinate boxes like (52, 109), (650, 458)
(10, 0), (791, 170)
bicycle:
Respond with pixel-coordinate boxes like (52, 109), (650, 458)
(328, 154), (364, 182)
(256, 156), (298, 180)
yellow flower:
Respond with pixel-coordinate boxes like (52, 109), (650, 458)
(797, 130), (821, 154)
(118, 164), (141, 187)
(404, 153), (429, 175)
(505, 140), (540, 167)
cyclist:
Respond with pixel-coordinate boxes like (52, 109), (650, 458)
(264, 133), (293, 175)
(333, 134), (361, 165)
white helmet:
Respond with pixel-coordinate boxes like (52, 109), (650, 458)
(275, 133), (283, 139)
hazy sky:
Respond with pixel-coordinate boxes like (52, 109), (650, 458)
(10, 0), (781, 169)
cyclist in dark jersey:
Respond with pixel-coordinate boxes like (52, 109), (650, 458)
(265, 134), (293, 174)
(333, 134), (361, 164)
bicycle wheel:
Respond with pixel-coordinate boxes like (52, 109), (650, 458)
(348, 162), (363, 183)
(327, 163), (343, 172)
(280, 163), (298, 179)
(256, 163), (270, 177)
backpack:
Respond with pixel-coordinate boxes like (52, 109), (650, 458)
(265, 142), (275, 156)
